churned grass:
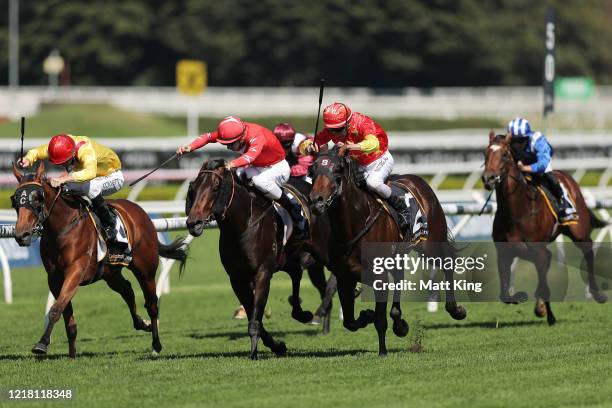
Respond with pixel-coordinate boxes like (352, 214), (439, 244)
(1, 230), (611, 407)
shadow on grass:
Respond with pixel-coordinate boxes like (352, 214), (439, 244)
(187, 327), (324, 341)
(0, 350), (127, 361)
(423, 319), (563, 330)
(142, 348), (372, 361)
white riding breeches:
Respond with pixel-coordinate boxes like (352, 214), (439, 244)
(236, 160), (290, 200)
(360, 150), (394, 198)
(86, 170), (124, 199)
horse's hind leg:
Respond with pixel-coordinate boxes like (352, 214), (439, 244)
(132, 267), (161, 354)
(374, 301), (388, 357)
(104, 271), (151, 332)
(531, 246), (556, 325)
(62, 301), (78, 358)
(312, 274), (336, 334)
(572, 238), (607, 303)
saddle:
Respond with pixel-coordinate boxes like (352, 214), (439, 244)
(526, 175), (579, 225)
(85, 203), (133, 272)
(384, 181), (428, 243)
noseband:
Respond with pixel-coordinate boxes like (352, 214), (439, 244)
(195, 169), (236, 221)
(12, 181), (62, 234)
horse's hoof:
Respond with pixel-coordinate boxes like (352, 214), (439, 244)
(447, 305), (467, 321)
(392, 319), (409, 337)
(31, 342), (48, 355)
(591, 291), (608, 304)
(249, 353), (258, 361)
(292, 310), (314, 324)
(378, 351), (388, 358)
(152, 341), (162, 354)
(136, 319), (152, 332)
(272, 341), (287, 357)
(534, 303), (547, 318)
(547, 317), (556, 326)
(309, 315), (322, 325)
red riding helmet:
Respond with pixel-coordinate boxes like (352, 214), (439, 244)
(217, 116), (246, 144)
(273, 123), (296, 143)
(323, 102), (352, 129)
(48, 134), (76, 165)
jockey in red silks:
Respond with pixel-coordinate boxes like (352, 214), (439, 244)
(273, 122), (314, 182)
(301, 102), (410, 229)
(177, 116), (308, 240)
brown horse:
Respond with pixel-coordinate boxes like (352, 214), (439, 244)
(482, 131), (608, 325)
(309, 147), (466, 356)
(185, 159), (329, 359)
(12, 162), (187, 357)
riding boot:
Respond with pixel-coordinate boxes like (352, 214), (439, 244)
(91, 195), (117, 243)
(542, 172), (577, 223)
(278, 192), (309, 241)
(388, 192), (411, 233)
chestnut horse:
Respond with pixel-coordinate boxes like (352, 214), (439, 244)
(482, 131), (608, 325)
(12, 162), (188, 357)
(310, 147), (467, 356)
(185, 159), (330, 359)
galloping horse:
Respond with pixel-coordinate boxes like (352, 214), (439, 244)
(12, 162), (188, 357)
(185, 159), (329, 359)
(482, 131), (608, 325)
(310, 146), (467, 356)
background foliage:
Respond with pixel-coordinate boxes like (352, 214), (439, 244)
(1, 0), (612, 86)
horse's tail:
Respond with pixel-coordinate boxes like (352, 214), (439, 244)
(158, 236), (189, 276)
(589, 209), (608, 230)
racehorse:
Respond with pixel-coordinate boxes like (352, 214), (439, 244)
(309, 146), (467, 356)
(482, 131), (608, 325)
(185, 159), (330, 359)
(12, 162), (188, 357)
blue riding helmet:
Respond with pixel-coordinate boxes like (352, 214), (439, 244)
(507, 118), (532, 139)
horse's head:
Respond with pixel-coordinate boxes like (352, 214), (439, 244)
(309, 146), (348, 215)
(185, 159), (233, 237)
(482, 130), (515, 191)
(11, 161), (47, 246)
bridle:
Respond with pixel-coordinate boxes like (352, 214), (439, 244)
(193, 169), (236, 222)
(11, 180), (62, 234)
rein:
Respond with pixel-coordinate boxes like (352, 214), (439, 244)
(198, 169), (236, 221)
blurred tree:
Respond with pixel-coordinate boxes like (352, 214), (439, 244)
(1, 0), (611, 86)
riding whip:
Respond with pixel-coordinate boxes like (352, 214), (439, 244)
(313, 78), (325, 137)
(19, 116), (25, 167)
(129, 153), (180, 187)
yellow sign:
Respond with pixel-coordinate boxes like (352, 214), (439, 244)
(176, 60), (207, 95)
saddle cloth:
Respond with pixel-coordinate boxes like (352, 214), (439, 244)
(526, 176), (578, 224)
(87, 205), (133, 268)
(272, 185), (311, 246)
(382, 181), (428, 243)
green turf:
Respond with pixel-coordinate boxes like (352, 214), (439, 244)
(0, 104), (501, 139)
(1, 230), (611, 407)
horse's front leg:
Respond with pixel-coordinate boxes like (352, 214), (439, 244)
(286, 260), (314, 324)
(249, 265), (274, 360)
(33, 270), (82, 355)
(497, 243), (527, 304)
(337, 276), (373, 332)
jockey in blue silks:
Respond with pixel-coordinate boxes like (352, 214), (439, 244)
(507, 117), (578, 225)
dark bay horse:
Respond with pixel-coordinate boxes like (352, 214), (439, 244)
(482, 131), (608, 325)
(12, 162), (188, 357)
(185, 159), (328, 359)
(309, 147), (467, 356)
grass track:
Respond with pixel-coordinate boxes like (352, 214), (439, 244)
(1, 231), (612, 407)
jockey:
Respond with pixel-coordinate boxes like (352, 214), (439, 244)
(507, 117), (578, 224)
(20, 134), (124, 242)
(272, 122), (314, 181)
(177, 116), (308, 240)
(301, 102), (411, 230)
